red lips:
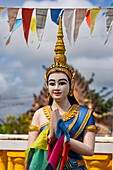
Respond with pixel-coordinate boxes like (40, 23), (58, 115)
(53, 92), (62, 95)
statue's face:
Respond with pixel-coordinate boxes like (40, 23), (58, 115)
(48, 72), (70, 101)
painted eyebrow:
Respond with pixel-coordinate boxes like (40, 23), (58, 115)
(48, 79), (55, 82)
(58, 79), (68, 82)
(48, 78), (68, 82)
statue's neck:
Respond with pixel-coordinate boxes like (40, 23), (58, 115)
(51, 98), (71, 115)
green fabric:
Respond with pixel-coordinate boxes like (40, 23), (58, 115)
(29, 149), (48, 170)
(25, 125), (50, 168)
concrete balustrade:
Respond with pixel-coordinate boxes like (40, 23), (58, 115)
(0, 135), (113, 170)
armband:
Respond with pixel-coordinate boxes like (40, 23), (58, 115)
(85, 125), (98, 134)
(28, 124), (40, 132)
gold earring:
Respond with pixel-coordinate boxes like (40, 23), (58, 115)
(69, 89), (73, 96)
(48, 91), (50, 98)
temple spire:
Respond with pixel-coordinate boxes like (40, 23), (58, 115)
(54, 16), (66, 66)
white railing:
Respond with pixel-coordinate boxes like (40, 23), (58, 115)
(0, 134), (113, 170)
(0, 134), (113, 152)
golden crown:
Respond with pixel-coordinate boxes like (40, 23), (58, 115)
(44, 16), (76, 82)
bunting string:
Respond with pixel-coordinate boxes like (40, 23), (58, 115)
(0, 7), (113, 47)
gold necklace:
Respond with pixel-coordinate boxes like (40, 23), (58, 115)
(43, 104), (79, 121)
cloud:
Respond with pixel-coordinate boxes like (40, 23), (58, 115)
(0, 73), (8, 95)
(22, 0), (93, 8)
(0, 0), (113, 101)
(70, 57), (113, 89)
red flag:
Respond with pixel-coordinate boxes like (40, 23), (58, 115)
(22, 8), (34, 44)
(86, 9), (91, 27)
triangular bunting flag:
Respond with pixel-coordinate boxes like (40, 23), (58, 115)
(105, 8), (113, 44)
(106, 8), (113, 33)
(36, 9), (48, 48)
(6, 8), (19, 45)
(64, 9), (74, 45)
(30, 17), (36, 35)
(0, 7), (4, 13)
(7, 8), (19, 32)
(22, 8), (34, 45)
(90, 8), (101, 35)
(30, 17), (36, 43)
(74, 8), (87, 42)
(5, 19), (22, 40)
(11, 18), (22, 32)
(86, 9), (91, 27)
(50, 9), (64, 24)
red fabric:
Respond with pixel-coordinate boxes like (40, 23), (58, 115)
(60, 141), (70, 170)
(86, 9), (91, 27)
(22, 8), (34, 44)
(47, 134), (64, 170)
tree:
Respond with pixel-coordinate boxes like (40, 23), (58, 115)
(0, 113), (31, 134)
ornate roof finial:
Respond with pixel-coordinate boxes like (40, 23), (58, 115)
(54, 16), (66, 66)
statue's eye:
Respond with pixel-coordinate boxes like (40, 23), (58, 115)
(59, 82), (67, 85)
(49, 82), (55, 86)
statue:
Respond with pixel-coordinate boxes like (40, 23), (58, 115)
(25, 16), (97, 170)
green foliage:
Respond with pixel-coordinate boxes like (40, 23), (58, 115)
(87, 72), (95, 85)
(0, 113), (32, 134)
(94, 89), (113, 114)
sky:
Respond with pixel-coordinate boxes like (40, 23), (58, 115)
(0, 0), (113, 117)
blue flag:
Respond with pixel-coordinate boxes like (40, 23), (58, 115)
(4, 18), (22, 39)
(50, 9), (64, 24)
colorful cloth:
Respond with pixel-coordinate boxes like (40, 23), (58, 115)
(105, 8), (113, 44)
(64, 9), (74, 45)
(25, 119), (70, 170)
(90, 8), (101, 35)
(25, 104), (96, 170)
(30, 17), (36, 43)
(5, 19), (22, 40)
(50, 9), (64, 24)
(25, 125), (49, 170)
(6, 8), (19, 45)
(86, 9), (91, 27)
(36, 9), (48, 29)
(36, 9), (48, 48)
(22, 8), (34, 44)
(30, 17), (36, 34)
(64, 159), (87, 170)
(74, 8), (87, 42)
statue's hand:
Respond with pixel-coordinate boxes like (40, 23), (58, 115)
(48, 109), (61, 144)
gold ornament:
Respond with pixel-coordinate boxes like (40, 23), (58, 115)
(69, 89), (73, 96)
(44, 16), (76, 82)
(48, 91), (50, 98)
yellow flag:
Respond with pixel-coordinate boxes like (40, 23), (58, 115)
(0, 7), (4, 13)
(30, 17), (36, 43)
(30, 17), (36, 34)
(90, 8), (101, 35)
